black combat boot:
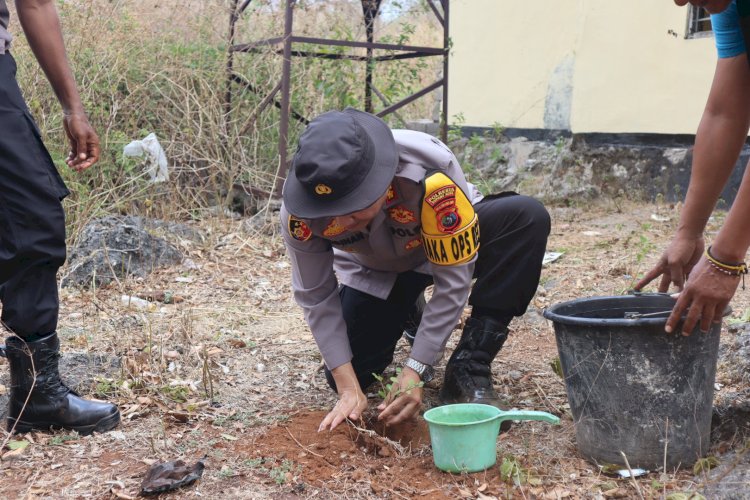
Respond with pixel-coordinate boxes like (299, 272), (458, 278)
(440, 316), (511, 428)
(5, 333), (120, 435)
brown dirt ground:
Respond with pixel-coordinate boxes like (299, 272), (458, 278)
(0, 199), (748, 499)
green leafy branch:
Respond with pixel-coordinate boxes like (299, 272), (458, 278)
(372, 368), (424, 401)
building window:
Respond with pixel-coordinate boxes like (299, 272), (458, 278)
(686, 6), (712, 38)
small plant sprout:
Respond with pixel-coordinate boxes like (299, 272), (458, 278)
(372, 367), (424, 401)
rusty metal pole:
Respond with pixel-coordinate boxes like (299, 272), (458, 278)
(441, 0), (449, 142)
(363, 1), (379, 113)
(276, 0), (295, 198)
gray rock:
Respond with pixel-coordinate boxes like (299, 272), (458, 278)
(719, 324), (750, 386)
(712, 389), (750, 443)
(700, 447), (750, 499)
(448, 133), (750, 205)
(243, 199), (283, 236)
(62, 216), (184, 288)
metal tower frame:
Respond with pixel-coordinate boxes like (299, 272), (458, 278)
(225, 0), (450, 197)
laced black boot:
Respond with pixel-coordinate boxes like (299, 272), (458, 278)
(440, 316), (511, 428)
(5, 333), (120, 435)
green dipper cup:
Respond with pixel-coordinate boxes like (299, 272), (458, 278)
(423, 403), (560, 473)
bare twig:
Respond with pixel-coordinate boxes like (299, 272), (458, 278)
(345, 419), (407, 457)
(284, 427), (326, 460)
(0, 333), (37, 456)
(619, 451), (645, 500)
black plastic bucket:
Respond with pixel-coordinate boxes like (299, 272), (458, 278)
(543, 293), (721, 469)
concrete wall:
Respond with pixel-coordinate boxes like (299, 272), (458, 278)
(449, 0), (718, 135)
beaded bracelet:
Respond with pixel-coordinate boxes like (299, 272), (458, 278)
(705, 245), (748, 289)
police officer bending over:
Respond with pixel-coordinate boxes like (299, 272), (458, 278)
(281, 109), (550, 431)
(0, 0), (119, 434)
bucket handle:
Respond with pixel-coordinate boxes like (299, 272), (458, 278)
(626, 290), (674, 298)
(626, 290), (733, 318)
(494, 410), (560, 425)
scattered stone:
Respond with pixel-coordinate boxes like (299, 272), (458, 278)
(712, 389), (750, 443)
(62, 216), (185, 288)
(448, 133), (750, 205)
(243, 199), (283, 236)
(700, 448), (750, 499)
(719, 323), (750, 385)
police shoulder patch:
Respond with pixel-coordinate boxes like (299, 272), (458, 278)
(421, 172), (479, 265)
(288, 215), (312, 242)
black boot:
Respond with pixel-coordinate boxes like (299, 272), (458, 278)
(440, 316), (509, 409)
(5, 333), (120, 435)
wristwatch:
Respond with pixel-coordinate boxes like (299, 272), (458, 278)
(404, 357), (435, 383)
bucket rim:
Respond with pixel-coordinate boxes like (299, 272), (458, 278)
(423, 403), (500, 427)
(542, 294), (677, 327)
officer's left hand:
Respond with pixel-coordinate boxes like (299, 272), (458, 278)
(376, 367), (423, 426)
(63, 112), (100, 172)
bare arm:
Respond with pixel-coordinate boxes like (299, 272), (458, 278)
(15, 0), (99, 170)
(678, 56), (750, 240)
(636, 55), (750, 292)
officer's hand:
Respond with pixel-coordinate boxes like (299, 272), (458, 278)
(63, 112), (100, 172)
(318, 363), (368, 432)
(634, 233), (704, 292)
(377, 367), (423, 426)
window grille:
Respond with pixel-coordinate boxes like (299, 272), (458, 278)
(686, 5), (712, 38)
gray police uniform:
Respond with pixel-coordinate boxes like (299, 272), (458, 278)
(282, 130), (482, 371)
(282, 130), (550, 390)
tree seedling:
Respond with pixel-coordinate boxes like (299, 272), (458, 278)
(372, 368), (424, 401)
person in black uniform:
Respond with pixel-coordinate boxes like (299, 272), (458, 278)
(0, 0), (119, 435)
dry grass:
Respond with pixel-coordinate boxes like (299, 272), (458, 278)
(9, 0), (444, 243)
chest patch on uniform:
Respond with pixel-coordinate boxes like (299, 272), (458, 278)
(385, 183), (400, 207)
(389, 206), (416, 224)
(421, 172), (479, 265)
(405, 239), (422, 251)
(288, 215), (312, 242)
(323, 219), (347, 237)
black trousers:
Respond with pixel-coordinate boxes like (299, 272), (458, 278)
(327, 193), (551, 390)
(0, 53), (69, 338)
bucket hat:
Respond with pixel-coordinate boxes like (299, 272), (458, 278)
(282, 108), (397, 219)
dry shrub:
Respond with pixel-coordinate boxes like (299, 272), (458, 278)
(9, 0), (442, 239)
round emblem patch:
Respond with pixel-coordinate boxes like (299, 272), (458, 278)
(315, 184), (333, 195)
(437, 209), (461, 233)
(288, 216), (312, 241)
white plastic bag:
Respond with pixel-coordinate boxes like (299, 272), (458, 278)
(123, 132), (169, 183)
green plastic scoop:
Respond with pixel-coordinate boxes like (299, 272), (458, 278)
(423, 403), (560, 473)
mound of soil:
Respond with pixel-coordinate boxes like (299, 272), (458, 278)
(242, 410), (506, 498)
